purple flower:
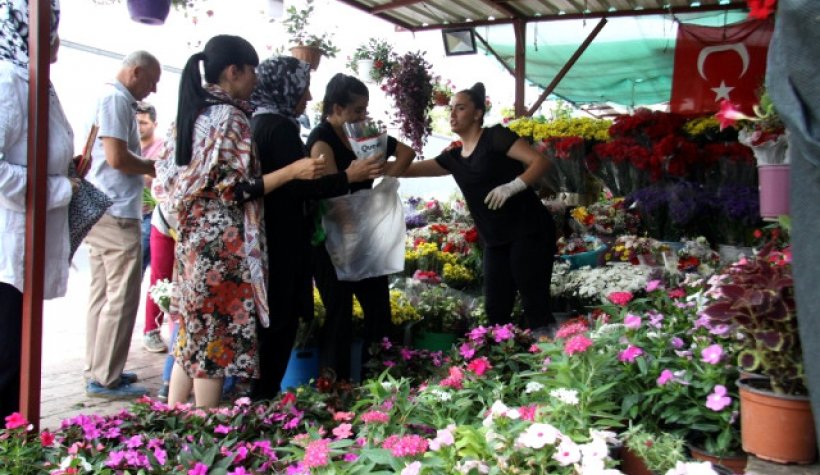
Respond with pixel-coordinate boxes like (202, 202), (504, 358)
(706, 385), (732, 411)
(670, 337), (684, 349)
(214, 424), (234, 434)
(700, 344), (724, 364)
(468, 326), (488, 341)
(646, 279), (662, 292)
(189, 463), (209, 475)
(493, 324), (514, 342)
(648, 311), (664, 329)
(105, 450), (127, 468)
(459, 342), (475, 360)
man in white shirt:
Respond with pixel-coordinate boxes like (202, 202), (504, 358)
(83, 51), (160, 398)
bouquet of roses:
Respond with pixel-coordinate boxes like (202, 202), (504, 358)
(343, 118), (388, 160)
(536, 136), (590, 193)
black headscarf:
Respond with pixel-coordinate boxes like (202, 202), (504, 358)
(250, 55), (310, 124)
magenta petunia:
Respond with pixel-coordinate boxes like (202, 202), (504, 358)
(700, 344), (724, 365)
(618, 345), (644, 363)
(4, 412), (28, 430)
(623, 313), (642, 329)
(188, 462), (209, 475)
(706, 385), (732, 411)
(459, 342), (475, 360)
(657, 369), (674, 386)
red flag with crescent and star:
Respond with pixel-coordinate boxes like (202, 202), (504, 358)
(670, 19), (773, 116)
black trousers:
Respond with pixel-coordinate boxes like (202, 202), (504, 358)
(313, 245), (390, 381)
(251, 311), (299, 401)
(0, 283), (23, 420)
(483, 233), (555, 329)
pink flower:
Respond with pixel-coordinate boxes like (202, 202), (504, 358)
(333, 423), (353, 439)
(429, 424), (456, 451)
(189, 463), (209, 475)
(518, 404), (538, 421)
(214, 424), (233, 435)
(401, 461), (422, 475)
(229, 468), (251, 475)
(706, 385), (732, 411)
(468, 326), (488, 341)
(657, 369), (674, 386)
(381, 337), (392, 350)
(492, 324), (514, 342)
(382, 434), (429, 457)
(459, 342), (475, 360)
(670, 337), (684, 349)
(333, 411), (355, 422)
(716, 100), (752, 130)
(467, 357), (493, 376)
(667, 288), (686, 299)
(618, 345), (644, 363)
(4, 412), (27, 430)
(343, 453), (359, 462)
(554, 321), (588, 340)
(303, 438), (331, 468)
(646, 279), (662, 292)
(528, 344), (541, 353)
(607, 291), (634, 306)
(440, 366), (464, 389)
(624, 313), (642, 329)
(563, 335), (593, 355)
(40, 430), (55, 447)
(700, 344), (724, 365)
(360, 410), (390, 424)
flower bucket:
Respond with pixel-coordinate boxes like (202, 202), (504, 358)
(738, 378), (817, 464)
(126, 0), (171, 25)
(280, 347), (320, 391)
(414, 331), (457, 352)
(559, 245), (606, 270)
(290, 45), (323, 70)
(758, 164), (790, 218)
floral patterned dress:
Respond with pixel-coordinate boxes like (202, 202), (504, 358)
(154, 85), (268, 379)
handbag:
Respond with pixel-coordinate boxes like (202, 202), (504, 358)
(67, 124), (112, 260)
(68, 171), (112, 260)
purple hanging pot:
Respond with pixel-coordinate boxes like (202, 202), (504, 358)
(127, 0), (171, 25)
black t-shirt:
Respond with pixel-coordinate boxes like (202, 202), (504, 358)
(306, 120), (398, 193)
(435, 124), (554, 247)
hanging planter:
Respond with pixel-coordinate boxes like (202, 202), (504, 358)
(127, 0), (171, 25)
(289, 45), (323, 70)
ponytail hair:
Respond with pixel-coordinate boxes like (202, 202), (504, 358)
(175, 35), (259, 166)
(320, 73), (369, 121)
(459, 82), (487, 125)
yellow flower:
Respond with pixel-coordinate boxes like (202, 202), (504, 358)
(570, 206), (589, 223)
(352, 295), (364, 320)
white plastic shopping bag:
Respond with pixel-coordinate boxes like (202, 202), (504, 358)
(322, 177), (405, 281)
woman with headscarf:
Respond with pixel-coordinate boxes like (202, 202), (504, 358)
(248, 56), (383, 401)
(154, 36), (325, 408)
(0, 0), (74, 419)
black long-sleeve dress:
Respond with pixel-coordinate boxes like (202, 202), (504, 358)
(250, 114), (349, 401)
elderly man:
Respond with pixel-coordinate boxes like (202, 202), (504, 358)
(84, 51), (160, 398)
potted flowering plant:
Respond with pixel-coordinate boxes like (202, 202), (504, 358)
(282, 0), (339, 69)
(382, 51), (434, 153)
(432, 76), (454, 106)
(346, 38), (396, 83)
(703, 250), (817, 463)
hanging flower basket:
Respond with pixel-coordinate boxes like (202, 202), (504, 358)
(127, 0), (171, 25)
(290, 45), (323, 70)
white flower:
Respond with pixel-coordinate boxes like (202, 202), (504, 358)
(455, 460), (490, 474)
(579, 436), (609, 462)
(664, 461), (719, 475)
(515, 422), (561, 449)
(401, 461), (422, 475)
(381, 381), (394, 390)
(553, 438), (582, 466)
(524, 381), (544, 394)
(550, 388), (580, 405)
(430, 388), (452, 401)
(429, 424), (456, 451)
(489, 400), (510, 417)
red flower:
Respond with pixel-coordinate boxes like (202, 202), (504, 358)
(466, 356), (492, 376)
(463, 227), (478, 243)
(40, 430), (55, 447)
(747, 0), (776, 19)
(607, 291), (634, 306)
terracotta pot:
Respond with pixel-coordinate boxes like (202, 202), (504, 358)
(688, 443), (747, 474)
(290, 45), (323, 70)
(126, 0), (171, 25)
(738, 378), (817, 464)
(619, 447), (657, 475)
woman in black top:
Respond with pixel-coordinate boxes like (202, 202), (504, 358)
(306, 73), (415, 380)
(403, 83), (557, 331)
(248, 58), (383, 400)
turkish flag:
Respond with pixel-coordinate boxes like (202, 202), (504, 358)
(670, 19), (773, 115)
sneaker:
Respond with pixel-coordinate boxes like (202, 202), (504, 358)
(86, 380), (150, 399)
(142, 330), (166, 353)
(157, 383), (169, 401)
(120, 372), (138, 385)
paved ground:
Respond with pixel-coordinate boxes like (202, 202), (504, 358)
(40, 244), (168, 430)
(36, 246), (819, 474)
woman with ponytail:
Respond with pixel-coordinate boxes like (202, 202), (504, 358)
(403, 83), (557, 334)
(154, 35), (323, 408)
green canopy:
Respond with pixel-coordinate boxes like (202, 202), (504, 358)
(480, 11), (749, 107)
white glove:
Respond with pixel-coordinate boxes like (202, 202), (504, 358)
(484, 177), (527, 210)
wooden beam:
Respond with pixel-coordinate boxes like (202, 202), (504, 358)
(526, 17), (608, 116)
(333, 0), (416, 30)
(372, 0), (425, 14)
(475, 30), (516, 77)
(513, 18), (526, 116)
(408, 2), (746, 31)
(476, 0), (520, 18)
(21, 0), (51, 430)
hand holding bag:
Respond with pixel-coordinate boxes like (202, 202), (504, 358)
(68, 125), (112, 260)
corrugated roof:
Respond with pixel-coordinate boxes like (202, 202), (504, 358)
(334, 0), (749, 31)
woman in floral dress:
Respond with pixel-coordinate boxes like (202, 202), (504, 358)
(154, 35), (323, 408)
